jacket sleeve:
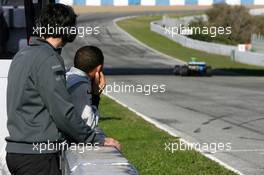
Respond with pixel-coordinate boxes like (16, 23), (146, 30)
(69, 82), (105, 141)
(36, 55), (105, 145)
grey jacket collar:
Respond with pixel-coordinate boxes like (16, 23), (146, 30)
(67, 67), (87, 77)
(29, 37), (62, 54)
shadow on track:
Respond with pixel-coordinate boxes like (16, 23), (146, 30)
(104, 67), (264, 76)
(213, 68), (264, 76)
(104, 67), (174, 75)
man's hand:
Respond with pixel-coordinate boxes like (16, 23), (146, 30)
(103, 137), (121, 151)
(92, 72), (106, 95)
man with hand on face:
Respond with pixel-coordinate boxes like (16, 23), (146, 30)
(66, 45), (121, 150)
(6, 4), (120, 175)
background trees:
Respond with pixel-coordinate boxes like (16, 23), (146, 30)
(189, 4), (264, 45)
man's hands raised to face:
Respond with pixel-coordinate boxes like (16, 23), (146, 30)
(92, 71), (121, 151)
(92, 71), (106, 95)
(91, 71), (122, 151)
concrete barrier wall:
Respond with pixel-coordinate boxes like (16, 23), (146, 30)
(150, 21), (237, 56)
(64, 147), (138, 175)
(151, 15), (264, 66)
(234, 50), (264, 66)
(57, 0), (264, 5)
(152, 9), (264, 67)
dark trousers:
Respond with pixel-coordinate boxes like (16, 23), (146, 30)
(6, 153), (61, 175)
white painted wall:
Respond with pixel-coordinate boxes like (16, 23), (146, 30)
(0, 60), (12, 175)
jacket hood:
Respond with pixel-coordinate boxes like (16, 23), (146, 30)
(66, 67), (92, 92)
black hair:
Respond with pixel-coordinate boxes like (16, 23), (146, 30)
(37, 3), (77, 40)
(74, 46), (104, 73)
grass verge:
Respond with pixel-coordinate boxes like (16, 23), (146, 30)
(117, 14), (264, 75)
(99, 96), (237, 175)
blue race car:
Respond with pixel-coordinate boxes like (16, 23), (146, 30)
(173, 58), (212, 76)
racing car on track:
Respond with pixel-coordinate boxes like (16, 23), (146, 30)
(173, 57), (212, 76)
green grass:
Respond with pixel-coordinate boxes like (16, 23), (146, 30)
(117, 14), (264, 75)
(99, 96), (237, 175)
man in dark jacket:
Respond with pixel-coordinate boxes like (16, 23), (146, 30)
(5, 4), (120, 175)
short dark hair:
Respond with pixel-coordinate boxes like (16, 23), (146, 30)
(74, 46), (104, 73)
(37, 3), (77, 39)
